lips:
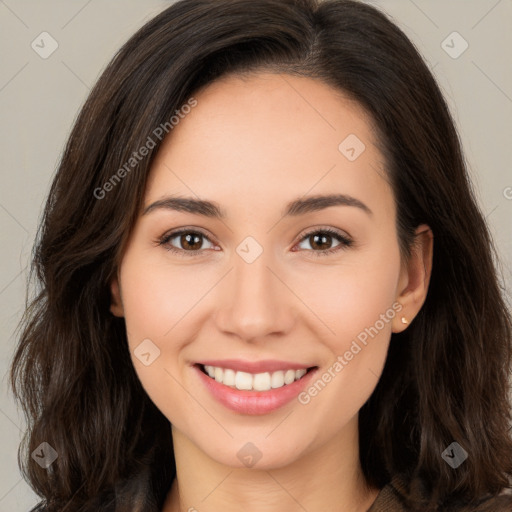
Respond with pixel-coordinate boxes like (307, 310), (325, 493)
(193, 359), (319, 415)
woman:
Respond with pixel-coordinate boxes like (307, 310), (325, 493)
(10, 0), (512, 510)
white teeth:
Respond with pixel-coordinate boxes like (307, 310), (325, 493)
(271, 371), (284, 389)
(253, 372), (271, 391)
(223, 368), (236, 386)
(235, 371), (253, 390)
(202, 365), (310, 391)
(295, 368), (307, 379)
(284, 369), (296, 385)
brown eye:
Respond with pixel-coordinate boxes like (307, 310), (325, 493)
(308, 232), (334, 251)
(295, 228), (353, 256)
(177, 232), (204, 251)
(158, 227), (352, 258)
(159, 230), (215, 256)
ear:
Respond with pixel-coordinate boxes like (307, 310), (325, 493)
(392, 224), (433, 333)
(110, 274), (124, 317)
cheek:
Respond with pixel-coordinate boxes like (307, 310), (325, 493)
(299, 243), (401, 352)
(293, 245), (401, 420)
(119, 253), (212, 343)
(117, 253), (205, 422)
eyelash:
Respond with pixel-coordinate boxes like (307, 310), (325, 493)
(157, 227), (353, 258)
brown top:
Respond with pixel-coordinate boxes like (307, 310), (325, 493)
(366, 474), (512, 511)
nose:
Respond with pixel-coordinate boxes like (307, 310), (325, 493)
(213, 247), (296, 343)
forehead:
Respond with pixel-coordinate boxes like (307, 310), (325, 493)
(145, 72), (392, 221)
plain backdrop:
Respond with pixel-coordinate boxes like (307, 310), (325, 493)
(0, 1), (511, 509)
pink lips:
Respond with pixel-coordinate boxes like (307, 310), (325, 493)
(193, 360), (318, 415)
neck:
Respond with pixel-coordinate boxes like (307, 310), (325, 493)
(162, 417), (380, 512)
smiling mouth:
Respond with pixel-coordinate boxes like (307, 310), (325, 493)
(197, 363), (317, 392)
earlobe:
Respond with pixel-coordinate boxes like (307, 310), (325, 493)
(392, 224), (433, 333)
(109, 276), (124, 317)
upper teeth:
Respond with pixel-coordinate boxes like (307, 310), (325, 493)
(203, 365), (308, 391)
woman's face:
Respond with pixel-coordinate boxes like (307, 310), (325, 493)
(111, 72), (426, 469)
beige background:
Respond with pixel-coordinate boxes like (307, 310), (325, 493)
(1, 0), (511, 509)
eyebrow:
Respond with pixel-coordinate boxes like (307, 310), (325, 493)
(143, 193), (373, 218)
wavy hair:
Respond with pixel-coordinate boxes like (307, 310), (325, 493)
(11, 0), (512, 510)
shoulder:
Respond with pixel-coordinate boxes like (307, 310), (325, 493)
(367, 476), (408, 511)
(467, 491), (512, 512)
(367, 474), (512, 512)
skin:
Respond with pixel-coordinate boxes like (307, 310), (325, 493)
(110, 72), (433, 512)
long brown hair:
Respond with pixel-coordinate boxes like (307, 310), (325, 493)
(11, 0), (512, 510)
